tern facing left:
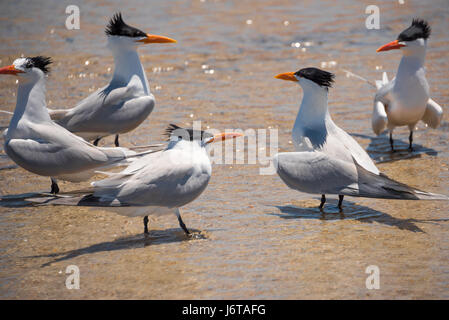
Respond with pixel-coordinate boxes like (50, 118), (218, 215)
(0, 57), (151, 194)
(373, 18), (443, 151)
(49, 13), (176, 147)
(274, 67), (447, 209)
(32, 125), (243, 235)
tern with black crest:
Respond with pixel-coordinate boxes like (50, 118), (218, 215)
(0, 56), (152, 194)
(373, 18), (443, 151)
(30, 125), (243, 235)
(49, 12), (176, 147)
(274, 67), (447, 209)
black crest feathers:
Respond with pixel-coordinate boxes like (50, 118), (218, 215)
(164, 124), (212, 141)
(26, 56), (52, 74)
(398, 18), (431, 41)
(295, 67), (335, 88)
(105, 12), (147, 38)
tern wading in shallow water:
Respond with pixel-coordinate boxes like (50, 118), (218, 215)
(373, 18), (443, 151)
(273, 67), (447, 209)
(31, 125), (243, 235)
(48, 12), (176, 147)
(0, 57), (153, 194)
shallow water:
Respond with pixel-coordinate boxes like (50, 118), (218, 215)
(0, 0), (448, 299)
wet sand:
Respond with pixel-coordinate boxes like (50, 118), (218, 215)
(0, 0), (448, 299)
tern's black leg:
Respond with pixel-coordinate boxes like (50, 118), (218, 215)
(177, 212), (190, 235)
(50, 178), (59, 194)
(143, 216), (149, 234)
(114, 134), (120, 147)
(408, 131), (414, 152)
(319, 194), (326, 209)
(93, 138), (101, 146)
(338, 195), (344, 210)
(389, 131), (395, 152)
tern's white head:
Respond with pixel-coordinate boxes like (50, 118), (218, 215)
(165, 124), (243, 150)
(274, 67), (335, 94)
(376, 18), (431, 57)
(0, 56), (51, 83)
(105, 12), (176, 53)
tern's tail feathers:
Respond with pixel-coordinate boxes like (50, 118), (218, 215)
(375, 72), (389, 89)
(341, 68), (376, 88)
(28, 194), (126, 207)
(97, 146), (160, 167)
(352, 162), (448, 200)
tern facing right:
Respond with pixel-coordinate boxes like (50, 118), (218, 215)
(49, 13), (176, 147)
(373, 18), (443, 151)
(32, 125), (243, 235)
(274, 67), (447, 209)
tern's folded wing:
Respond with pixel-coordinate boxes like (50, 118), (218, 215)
(274, 151), (359, 196)
(5, 137), (107, 177)
(330, 126), (380, 175)
(92, 149), (211, 207)
(372, 100), (388, 135)
(54, 85), (136, 128)
(274, 151), (447, 200)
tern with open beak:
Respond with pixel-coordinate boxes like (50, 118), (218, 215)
(273, 67), (447, 209)
(31, 125), (243, 235)
(373, 18), (443, 151)
(48, 12), (176, 147)
(0, 56), (153, 194)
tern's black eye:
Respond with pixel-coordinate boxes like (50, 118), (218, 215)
(105, 12), (147, 38)
(295, 67), (334, 88)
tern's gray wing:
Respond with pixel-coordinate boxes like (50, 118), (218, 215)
(329, 125), (380, 175)
(274, 151), (447, 200)
(274, 151), (359, 196)
(53, 76), (154, 137)
(421, 98), (443, 129)
(4, 122), (131, 178)
(92, 149), (211, 208)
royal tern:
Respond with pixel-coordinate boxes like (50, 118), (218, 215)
(373, 18), (443, 151)
(274, 67), (447, 209)
(30, 124), (243, 235)
(0, 56), (152, 194)
(49, 12), (176, 147)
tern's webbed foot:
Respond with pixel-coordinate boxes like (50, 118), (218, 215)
(114, 134), (120, 147)
(93, 138), (101, 146)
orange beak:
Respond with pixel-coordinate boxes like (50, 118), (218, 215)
(206, 132), (244, 144)
(0, 65), (24, 75)
(274, 72), (298, 82)
(376, 40), (405, 52)
(136, 33), (177, 44)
